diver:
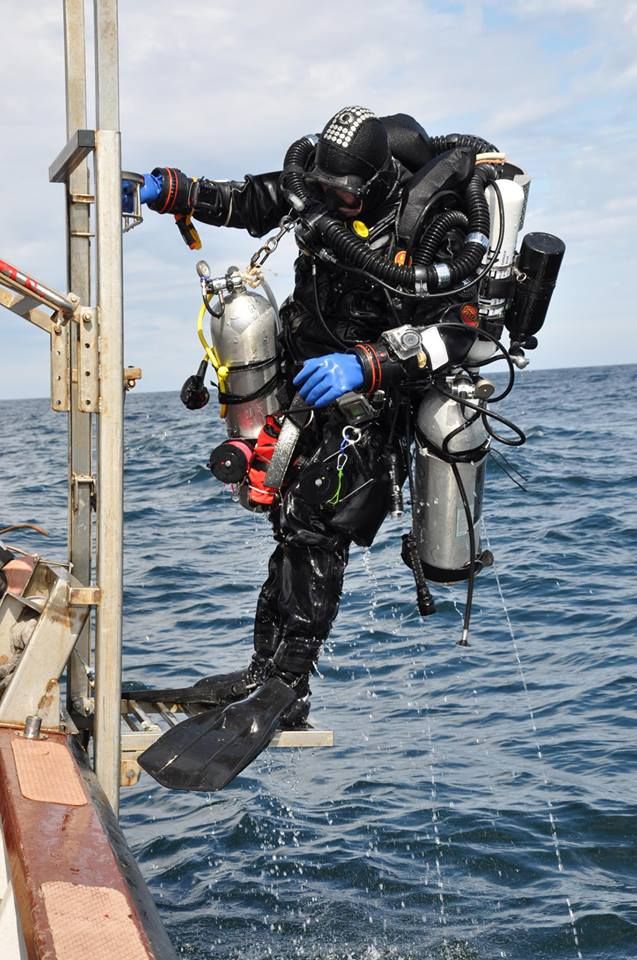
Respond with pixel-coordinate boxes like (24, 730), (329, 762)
(126, 107), (564, 791)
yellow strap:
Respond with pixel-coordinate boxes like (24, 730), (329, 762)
(197, 302), (219, 367)
(196, 301), (228, 418)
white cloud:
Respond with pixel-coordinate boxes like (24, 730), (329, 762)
(1, 0), (635, 398)
(515, 0), (602, 12)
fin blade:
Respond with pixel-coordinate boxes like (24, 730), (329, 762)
(138, 677), (298, 792)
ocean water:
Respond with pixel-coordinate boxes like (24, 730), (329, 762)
(1, 364), (635, 960)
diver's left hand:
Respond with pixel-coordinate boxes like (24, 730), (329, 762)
(293, 353), (364, 408)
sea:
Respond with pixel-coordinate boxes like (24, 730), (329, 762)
(1, 363), (635, 960)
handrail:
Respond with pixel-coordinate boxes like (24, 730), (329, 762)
(0, 257), (76, 318)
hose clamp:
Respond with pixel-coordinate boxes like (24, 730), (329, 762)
(467, 232), (490, 250)
(433, 263), (452, 288)
(413, 265), (428, 296)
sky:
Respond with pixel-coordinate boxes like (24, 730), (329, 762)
(0, 0), (635, 399)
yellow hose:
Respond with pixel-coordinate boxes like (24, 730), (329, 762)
(197, 301), (229, 418)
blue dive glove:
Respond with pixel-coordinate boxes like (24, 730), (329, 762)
(293, 353), (364, 408)
(121, 172), (163, 213)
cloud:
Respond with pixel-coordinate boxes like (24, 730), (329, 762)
(1, 0), (635, 398)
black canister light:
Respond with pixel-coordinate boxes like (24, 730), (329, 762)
(506, 232), (566, 348)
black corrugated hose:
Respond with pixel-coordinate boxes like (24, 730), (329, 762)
(412, 210), (469, 266)
(281, 134), (496, 296)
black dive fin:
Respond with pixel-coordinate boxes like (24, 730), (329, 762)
(137, 676), (298, 792)
(122, 670), (256, 706)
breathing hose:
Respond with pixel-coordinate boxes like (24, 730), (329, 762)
(280, 136), (317, 212)
(429, 133), (498, 155)
(412, 210), (469, 266)
(279, 130), (501, 298)
(315, 164), (491, 293)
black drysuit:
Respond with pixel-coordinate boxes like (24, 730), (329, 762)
(180, 162), (460, 680)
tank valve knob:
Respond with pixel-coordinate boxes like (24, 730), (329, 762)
(509, 345), (530, 370)
(474, 378), (495, 400)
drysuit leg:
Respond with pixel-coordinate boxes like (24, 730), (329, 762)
(269, 536), (350, 677)
(253, 544), (285, 660)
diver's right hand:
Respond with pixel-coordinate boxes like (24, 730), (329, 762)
(122, 172), (163, 213)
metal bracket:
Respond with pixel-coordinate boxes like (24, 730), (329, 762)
(0, 289), (54, 334)
(124, 366), (142, 391)
(77, 307), (99, 411)
(37, 679), (61, 728)
(69, 587), (101, 606)
(0, 565), (91, 728)
(72, 473), (96, 514)
(49, 128), (96, 184)
(50, 318), (71, 412)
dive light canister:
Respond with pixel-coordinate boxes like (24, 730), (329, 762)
(413, 379), (489, 583)
(506, 232), (565, 347)
(210, 282), (280, 439)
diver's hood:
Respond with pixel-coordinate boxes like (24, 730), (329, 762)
(305, 106), (397, 207)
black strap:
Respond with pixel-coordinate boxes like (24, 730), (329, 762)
(217, 371), (282, 406)
(414, 424), (489, 464)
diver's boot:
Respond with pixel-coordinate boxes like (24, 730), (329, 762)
(277, 673), (311, 729)
(123, 653), (270, 707)
(267, 643), (315, 729)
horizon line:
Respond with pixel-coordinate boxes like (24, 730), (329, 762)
(0, 359), (634, 404)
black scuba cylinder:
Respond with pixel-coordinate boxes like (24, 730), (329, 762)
(506, 232), (565, 346)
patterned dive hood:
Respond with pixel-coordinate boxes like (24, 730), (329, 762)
(309, 106), (394, 196)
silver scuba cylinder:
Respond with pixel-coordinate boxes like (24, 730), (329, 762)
(413, 373), (489, 583)
(481, 178), (526, 322)
(210, 275), (280, 439)
(466, 177), (527, 367)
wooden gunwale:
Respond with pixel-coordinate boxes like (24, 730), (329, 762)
(0, 726), (177, 959)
